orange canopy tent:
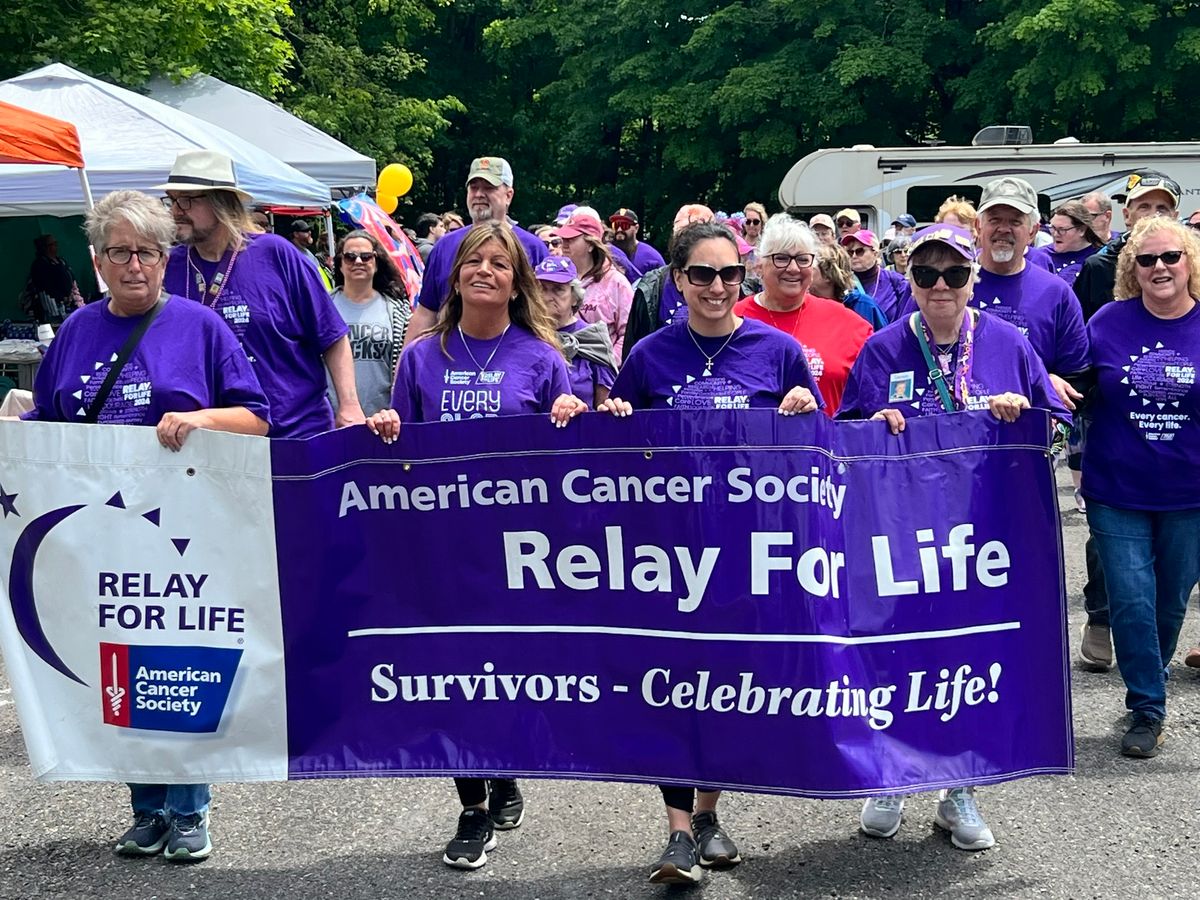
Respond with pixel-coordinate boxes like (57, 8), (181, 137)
(0, 99), (93, 206)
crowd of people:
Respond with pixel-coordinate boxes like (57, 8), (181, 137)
(4, 148), (1198, 886)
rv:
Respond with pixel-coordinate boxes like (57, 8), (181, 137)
(778, 132), (1200, 232)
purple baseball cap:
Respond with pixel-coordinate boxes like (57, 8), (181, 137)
(554, 204), (578, 226)
(534, 255), (578, 283)
(907, 223), (976, 260)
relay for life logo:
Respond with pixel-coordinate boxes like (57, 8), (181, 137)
(4, 486), (246, 735)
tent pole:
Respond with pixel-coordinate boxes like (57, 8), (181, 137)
(325, 210), (335, 259)
(78, 167), (107, 294)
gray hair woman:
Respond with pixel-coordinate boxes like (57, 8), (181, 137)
(733, 213), (873, 414)
(21, 189), (269, 861)
(534, 255), (618, 407)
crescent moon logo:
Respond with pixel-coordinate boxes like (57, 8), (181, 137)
(8, 505), (87, 685)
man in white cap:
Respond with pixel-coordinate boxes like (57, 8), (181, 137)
(808, 214), (837, 246)
(971, 176), (1089, 413)
(158, 150), (363, 437)
(404, 156), (547, 346)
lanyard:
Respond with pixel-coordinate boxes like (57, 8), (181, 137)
(911, 311), (975, 412)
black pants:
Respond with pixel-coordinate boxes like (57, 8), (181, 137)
(455, 777), (519, 807)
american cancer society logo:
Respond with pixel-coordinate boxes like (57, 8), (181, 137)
(101, 643), (242, 733)
(3, 486), (247, 735)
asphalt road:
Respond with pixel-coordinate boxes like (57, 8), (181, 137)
(1, 471), (1198, 900)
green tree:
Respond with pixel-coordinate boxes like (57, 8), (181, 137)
(0, 0), (295, 94)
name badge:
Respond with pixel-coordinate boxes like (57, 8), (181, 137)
(889, 371), (915, 402)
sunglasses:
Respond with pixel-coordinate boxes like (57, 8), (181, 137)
(745, 218), (762, 226)
(847, 246), (875, 257)
(545, 237), (563, 247)
(1126, 174), (1183, 197)
(1134, 250), (1186, 268)
(768, 253), (815, 269)
(836, 219), (858, 227)
(1185, 222), (1200, 231)
(911, 265), (973, 289)
(342, 251), (375, 264)
(682, 264), (746, 286)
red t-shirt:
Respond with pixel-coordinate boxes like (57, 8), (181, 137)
(733, 293), (873, 415)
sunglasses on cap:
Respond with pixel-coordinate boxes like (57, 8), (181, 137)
(342, 251), (375, 263)
(681, 264), (747, 287)
(1126, 173), (1183, 197)
(1134, 250), (1186, 268)
(911, 265), (973, 289)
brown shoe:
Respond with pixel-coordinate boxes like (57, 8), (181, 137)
(1079, 623), (1112, 670)
(1184, 646), (1200, 668)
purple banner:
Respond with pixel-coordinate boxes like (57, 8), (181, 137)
(271, 409), (1073, 797)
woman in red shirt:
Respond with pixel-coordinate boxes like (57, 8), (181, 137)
(733, 213), (873, 415)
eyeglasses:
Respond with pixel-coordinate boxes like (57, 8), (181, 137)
(911, 265), (973, 289)
(161, 195), (203, 211)
(768, 253), (815, 269)
(745, 218), (762, 226)
(102, 247), (165, 266)
(342, 251), (375, 264)
(836, 218), (858, 228)
(681, 264), (746, 286)
(847, 246), (875, 257)
(1134, 250), (1186, 268)
(1185, 221), (1200, 231)
(1048, 224), (1084, 237)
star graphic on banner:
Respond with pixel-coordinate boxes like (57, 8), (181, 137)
(0, 483), (19, 518)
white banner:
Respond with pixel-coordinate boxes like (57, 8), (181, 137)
(0, 422), (286, 782)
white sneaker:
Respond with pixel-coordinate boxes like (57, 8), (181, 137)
(934, 787), (994, 850)
(859, 795), (905, 838)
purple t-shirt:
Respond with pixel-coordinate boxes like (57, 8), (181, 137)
(1045, 246), (1099, 287)
(656, 274), (689, 327)
(973, 263), (1089, 375)
(612, 317), (824, 410)
(392, 325), (571, 422)
(1024, 244), (1055, 273)
(415, 223), (546, 313)
(27, 295), (269, 427)
(1083, 298), (1200, 510)
(837, 311), (1068, 422)
(857, 267), (911, 321)
(622, 241), (667, 283)
(559, 319), (616, 408)
(164, 233), (347, 438)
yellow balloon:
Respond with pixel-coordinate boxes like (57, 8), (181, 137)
(377, 193), (399, 214)
(377, 163), (414, 199)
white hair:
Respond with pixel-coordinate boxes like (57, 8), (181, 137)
(759, 212), (819, 258)
(85, 190), (176, 251)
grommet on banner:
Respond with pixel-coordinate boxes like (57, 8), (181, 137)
(403, 464), (412, 472)
(186, 468), (196, 477)
(644, 451), (653, 460)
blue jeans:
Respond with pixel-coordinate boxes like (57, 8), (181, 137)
(129, 783), (210, 818)
(1087, 502), (1200, 721)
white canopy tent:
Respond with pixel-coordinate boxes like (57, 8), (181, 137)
(0, 64), (332, 217)
(145, 74), (376, 192)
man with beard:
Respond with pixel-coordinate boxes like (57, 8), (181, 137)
(971, 177), (1089, 411)
(608, 208), (664, 282)
(158, 150), (363, 437)
(405, 156), (547, 345)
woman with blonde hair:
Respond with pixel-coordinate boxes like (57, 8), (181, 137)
(1084, 216), (1200, 758)
(936, 195), (978, 230)
(809, 243), (888, 330)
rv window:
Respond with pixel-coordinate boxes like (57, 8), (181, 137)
(907, 186), (1052, 223)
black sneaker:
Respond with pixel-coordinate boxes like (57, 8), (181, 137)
(115, 812), (169, 856)
(1121, 718), (1165, 758)
(487, 778), (525, 829)
(443, 808), (496, 869)
(163, 812), (211, 861)
(691, 810), (741, 868)
(649, 830), (702, 885)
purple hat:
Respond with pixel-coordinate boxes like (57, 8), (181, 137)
(554, 204), (578, 226)
(534, 255), (578, 283)
(908, 223), (976, 261)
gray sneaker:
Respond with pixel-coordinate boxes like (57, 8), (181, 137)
(935, 787), (994, 850)
(1079, 622), (1113, 670)
(162, 811), (211, 861)
(860, 795), (905, 838)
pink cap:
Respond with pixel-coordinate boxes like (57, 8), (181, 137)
(673, 204), (715, 233)
(840, 229), (879, 250)
(552, 211), (604, 240)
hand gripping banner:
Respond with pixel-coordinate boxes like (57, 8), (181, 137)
(0, 410), (1073, 794)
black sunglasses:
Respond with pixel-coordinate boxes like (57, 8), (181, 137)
(911, 265), (973, 289)
(745, 218), (762, 226)
(342, 251), (375, 263)
(682, 264), (746, 286)
(836, 218), (858, 227)
(1134, 250), (1186, 268)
